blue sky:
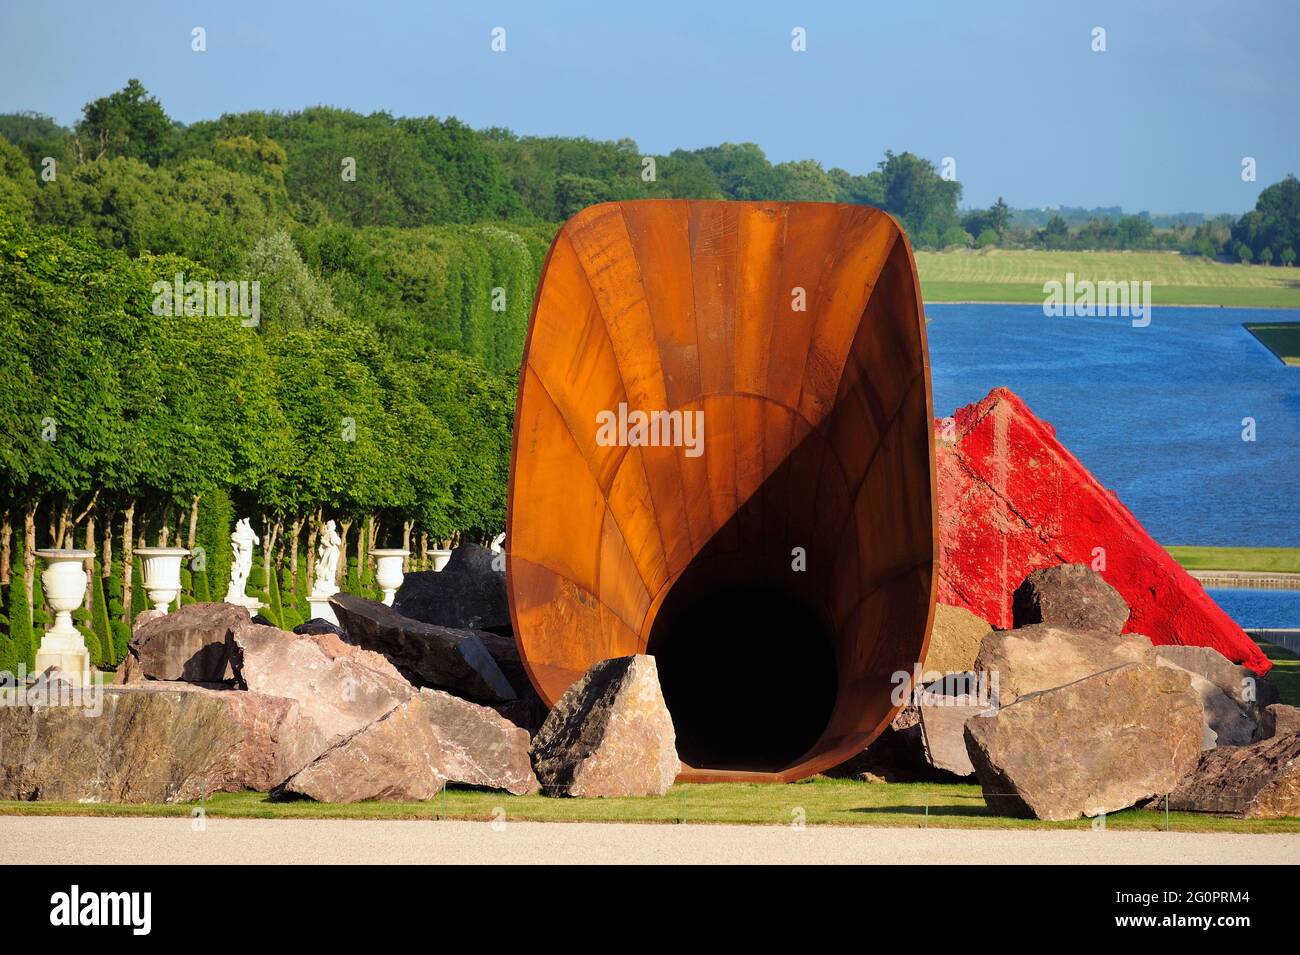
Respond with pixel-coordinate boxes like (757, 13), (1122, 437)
(1, 0), (1295, 213)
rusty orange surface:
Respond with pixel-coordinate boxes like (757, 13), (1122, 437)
(507, 200), (937, 782)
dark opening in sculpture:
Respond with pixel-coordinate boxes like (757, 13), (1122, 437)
(507, 199), (937, 782)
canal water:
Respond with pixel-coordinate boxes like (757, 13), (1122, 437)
(926, 304), (1300, 628)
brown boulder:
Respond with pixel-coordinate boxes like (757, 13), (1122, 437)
(330, 593), (515, 703)
(1161, 734), (1300, 819)
(918, 675), (992, 778)
(1254, 703), (1300, 742)
(231, 623), (412, 745)
(531, 655), (680, 797)
(1012, 563), (1130, 632)
(974, 623), (1155, 706)
(274, 694), (446, 803)
(0, 683), (323, 802)
(420, 689), (539, 795)
(1154, 658), (1255, 748)
(130, 609), (166, 633)
(1154, 644), (1279, 715)
(124, 602), (250, 683)
(923, 604), (992, 676)
(964, 663), (1203, 820)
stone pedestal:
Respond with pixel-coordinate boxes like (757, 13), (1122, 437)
(308, 592), (340, 626)
(224, 595), (264, 619)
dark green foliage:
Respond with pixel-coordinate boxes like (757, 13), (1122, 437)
(91, 568), (113, 667)
(1232, 174), (1300, 263)
(344, 555), (360, 595)
(196, 488), (234, 603)
(191, 564), (210, 602)
(267, 563), (284, 627)
(0, 582), (25, 677)
(77, 622), (102, 670)
(130, 559), (146, 618)
(76, 79), (173, 166)
(111, 619), (130, 663)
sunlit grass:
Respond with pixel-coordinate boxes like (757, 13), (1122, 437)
(1165, 545), (1300, 574)
(2, 780), (1296, 832)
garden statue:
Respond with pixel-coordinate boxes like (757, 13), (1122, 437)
(308, 519), (342, 625)
(223, 517), (263, 615)
(313, 520), (342, 596)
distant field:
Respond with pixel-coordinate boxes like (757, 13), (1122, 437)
(1165, 545), (1300, 574)
(916, 249), (1300, 309)
(1246, 321), (1300, 364)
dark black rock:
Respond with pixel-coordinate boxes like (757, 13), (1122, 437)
(392, 543), (510, 632)
(292, 617), (348, 640)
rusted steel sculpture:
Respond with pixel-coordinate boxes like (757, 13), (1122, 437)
(507, 200), (936, 782)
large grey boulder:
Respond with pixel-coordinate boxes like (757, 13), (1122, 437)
(1012, 563), (1129, 632)
(1161, 733), (1300, 819)
(330, 593), (515, 703)
(274, 694), (447, 803)
(531, 655), (680, 797)
(231, 622), (412, 746)
(273, 686), (539, 802)
(974, 623), (1155, 706)
(0, 682), (323, 802)
(1155, 658), (1255, 749)
(421, 689), (539, 795)
(392, 543), (510, 632)
(1154, 644), (1279, 716)
(119, 602), (250, 683)
(918, 674), (992, 778)
(964, 663), (1203, 820)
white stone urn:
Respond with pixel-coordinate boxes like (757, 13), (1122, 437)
(34, 549), (94, 685)
(430, 549), (452, 572)
(135, 547), (190, 613)
(371, 549), (410, 606)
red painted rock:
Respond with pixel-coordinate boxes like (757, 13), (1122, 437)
(935, 387), (1271, 675)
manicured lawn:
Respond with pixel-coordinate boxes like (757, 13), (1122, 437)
(916, 249), (1300, 309)
(1, 780), (1296, 832)
(1260, 642), (1300, 707)
(1165, 545), (1300, 574)
(1246, 321), (1300, 365)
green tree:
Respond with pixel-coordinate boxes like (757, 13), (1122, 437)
(75, 79), (173, 165)
(244, 230), (337, 332)
(875, 151), (961, 246)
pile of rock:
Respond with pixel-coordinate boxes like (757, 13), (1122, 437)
(837, 563), (1298, 820)
(0, 547), (680, 805)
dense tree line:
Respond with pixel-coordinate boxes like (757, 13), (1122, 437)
(956, 183), (1297, 262)
(0, 211), (512, 673)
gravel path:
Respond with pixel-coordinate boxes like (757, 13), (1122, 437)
(2, 816), (1296, 864)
